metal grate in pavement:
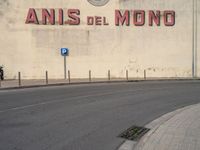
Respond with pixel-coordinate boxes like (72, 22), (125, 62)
(118, 125), (150, 141)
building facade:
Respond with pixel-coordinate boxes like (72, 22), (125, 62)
(0, 0), (199, 79)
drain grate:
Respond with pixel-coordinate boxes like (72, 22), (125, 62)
(118, 125), (150, 141)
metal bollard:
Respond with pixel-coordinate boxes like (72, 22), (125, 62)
(18, 72), (21, 87)
(108, 70), (111, 81)
(126, 70), (129, 81)
(89, 70), (92, 82)
(68, 70), (71, 84)
(144, 70), (146, 80)
(45, 71), (48, 85)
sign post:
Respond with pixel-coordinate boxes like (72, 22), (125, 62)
(61, 48), (69, 79)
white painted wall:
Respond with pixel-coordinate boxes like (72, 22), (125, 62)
(0, 0), (199, 79)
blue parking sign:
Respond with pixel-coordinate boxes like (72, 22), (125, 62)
(61, 48), (69, 56)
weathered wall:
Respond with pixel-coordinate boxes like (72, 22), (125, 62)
(0, 0), (199, 79)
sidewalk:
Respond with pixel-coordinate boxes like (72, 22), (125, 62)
(0, 78), (129, 89)
(0, 78), (199, 90)
(133, 103), (200, 150)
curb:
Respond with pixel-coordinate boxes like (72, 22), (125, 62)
(0, 78), (199, 91)
(0, 80), (130, 91)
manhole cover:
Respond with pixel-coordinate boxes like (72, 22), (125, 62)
(118, 125), (150, 141)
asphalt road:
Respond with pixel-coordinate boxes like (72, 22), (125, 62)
(0, 80), (200, 150)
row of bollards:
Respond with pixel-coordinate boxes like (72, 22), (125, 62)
(4, 70), (148, 88)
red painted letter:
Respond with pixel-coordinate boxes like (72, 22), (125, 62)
(149, 10), (160, 26)
(164, 11), (175, 26)
(115, 10), (130, 26)
(58, 9), (64, 25)
(25, 8), (39, 24)
(87, 16), (94, 25)
(134, 10), (145, 26)
(95, 16), (102, 25)
(67, 9), (80, 25)
(42, 9), (55, 25)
